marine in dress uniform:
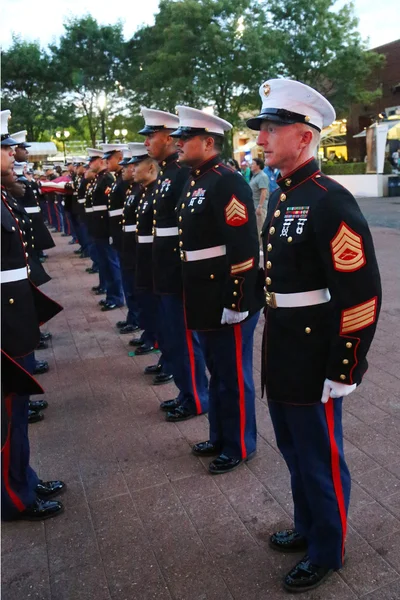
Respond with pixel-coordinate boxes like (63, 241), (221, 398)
(1, 111), (66, 521)
(69, 157), (90, 257)
(246, 79), (382, 592)
(171, 106), (264, 473)
(12, 132), (56, 253)
(130, 147), (163, 356)
(138, 108), (209, 419)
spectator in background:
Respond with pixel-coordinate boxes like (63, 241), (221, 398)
(263, 164), (279, 193)
(249, 157), (269, 236)
(226, 158), (241, 173)
(241, 160), (251, 183)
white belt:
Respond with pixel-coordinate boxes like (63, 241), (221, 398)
(109, 208), (123, 217)
(85, 207), (93, 213)
(183, 245), (226, 262)
(92, 205), (107, 212)
(77, 198), (85, 204)
(137, 235), (153, 243)
(25, 206), (41, 214)
(123, 224), (136, 232)
(155, 226), (179, 237)
(1, 267), (28, 284)
(266, 288), (331, 309)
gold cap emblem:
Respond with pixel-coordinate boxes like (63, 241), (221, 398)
(285, 178), (292, 187)
(263, 83), (271, 97)
(304, 116), (311, 123)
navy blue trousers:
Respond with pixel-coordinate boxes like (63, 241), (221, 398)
(197, 311), (259, 458)
(75, 218), (90, 255)
(159, 295), (208, 414)
(120, 266), (140, 327)
(136, 290), (160, 347)
(1, 353), (39, 520)
(95, 238), (124, 306)
(268, 398), (350, 570)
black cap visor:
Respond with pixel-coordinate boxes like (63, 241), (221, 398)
(1, 134), (18, 146)
(246, 108), (320, 132)
(127, 154), (149, 165)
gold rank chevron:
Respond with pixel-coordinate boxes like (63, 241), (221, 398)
(340, 297), (377, 334)
(230, 258), (254, 275)
(330, 222), (366, 272)
(224, 196), (248, 225)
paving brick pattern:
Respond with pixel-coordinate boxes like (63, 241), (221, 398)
(2, 197), (400, 599)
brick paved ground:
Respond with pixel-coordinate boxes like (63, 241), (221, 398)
(2, 196), (400, 600)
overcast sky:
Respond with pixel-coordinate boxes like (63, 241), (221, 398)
(1, 0), (398, 50)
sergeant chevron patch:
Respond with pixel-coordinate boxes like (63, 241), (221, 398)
(230, 258), (254, 275)
(340, 297), (377, 334)
(331, 222), (366, 272)
(225, 196), (248, 226)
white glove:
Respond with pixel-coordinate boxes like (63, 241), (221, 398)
(221, 308), (249, 325)
(321, 378), (357, 404)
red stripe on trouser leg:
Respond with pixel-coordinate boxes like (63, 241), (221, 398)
(185, 329), (202, 415)
(324, 400), (347, 563)
(233, 324), (246, 459)
(1, 395), (26, 512)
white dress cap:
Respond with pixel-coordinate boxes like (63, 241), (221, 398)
(86, 148), (105, 159)
(246, 79), (336, 132)
(1, 110), (18, 145)
(72, 156), (86, 164)
(10, 130), (29, 145)
(14, 161), (27, 175)
(139, 108), (179, 135)
(172, 106), (232, 137)
(127, 142), (148, 157)
(100, 143), (128, 154)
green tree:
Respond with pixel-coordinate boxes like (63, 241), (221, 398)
(125, 0), (278, 128)
(266, 0), (384, 114)
(50, 16), (129, 146)
(1, 37), (70, 140)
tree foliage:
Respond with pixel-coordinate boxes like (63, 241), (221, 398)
(2, 2), (384, 146)
(50, 16), (128, 145)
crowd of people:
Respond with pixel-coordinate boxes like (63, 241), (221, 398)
(1, 78), (382, 593)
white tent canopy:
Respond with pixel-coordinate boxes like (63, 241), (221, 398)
(26, 142), (57, 158)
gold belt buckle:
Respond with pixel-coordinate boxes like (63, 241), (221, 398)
(266, 291), (277, 309)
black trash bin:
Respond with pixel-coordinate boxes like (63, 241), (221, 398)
(388, 176), (400, 197)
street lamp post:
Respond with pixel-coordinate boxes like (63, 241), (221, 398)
(114, 128), (128, 142)
(97, 92), (107, 143)
(56, 130), (70, 162)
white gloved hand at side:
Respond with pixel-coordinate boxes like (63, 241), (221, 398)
(221, 308), (249, 325)
(320, 378), (357, 404)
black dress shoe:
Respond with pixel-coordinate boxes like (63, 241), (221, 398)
(86, 267), (99, 274)
(283, 555), (334, 593)
(192, 441), (221, 457)
(74, 247), (83, 254)
(165, 405), (197, 422)
(153, 372), (173, 385)
(79, 252), (90, 258)
(61, 233), (69, 237)
(144, 363), (162, 375)
(92, 285), (102, 292)
(40, 332), (52, 341)
(29, 399), (48, 412)
(269, 530), (308, 553)
(36, 339), (48, 350)
(94, 288), (107, 295)
(101, 302), (122, 312)
(28, 410), (44, 424)
(208, 452), (255, 475)
(119, 324), (140, 334)
(36, 480), (66, 498)
(69, 239), (78, 245)
(134, 344), (155, 355)
(128, 338), (145, 347)
(18, 498), (64, 521)
(33, 360), (49, 375)
(116, 320), (127, 328)
(160, 398), (181, 412)
(98, 299), (107, 306)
